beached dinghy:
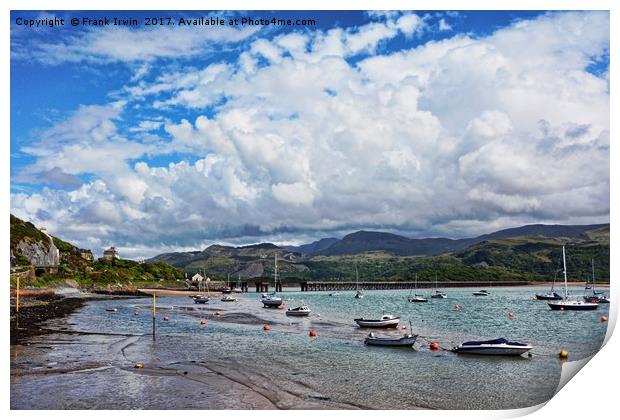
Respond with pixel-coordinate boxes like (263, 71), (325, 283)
(364, 332), (418, 347)
(452, 338), (532, 356)
(354, 314), (400, 328)
(286, 305), (312, 316)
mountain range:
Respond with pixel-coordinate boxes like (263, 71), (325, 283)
(147, 223), (610, 282)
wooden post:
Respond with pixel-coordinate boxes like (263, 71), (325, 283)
(16, 277), (20, 313)
(152, 293), (156, 341)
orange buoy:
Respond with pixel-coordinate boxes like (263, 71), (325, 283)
(263, 324), (270, 331)
(134, 363), (144, 369)
(559, 349), (569, 359)
(600, 316), (608, 322)
(309, 329), (318, 337)
(200, 319), (206, 325)
(163, 315), (169, 321)
(430, 342), (439, 351)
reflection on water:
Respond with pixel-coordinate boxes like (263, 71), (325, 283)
(11, 286), (608, 409)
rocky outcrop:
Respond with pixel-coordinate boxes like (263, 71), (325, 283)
(15, 238), (60, 266)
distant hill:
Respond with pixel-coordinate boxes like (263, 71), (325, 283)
(146, 222), (610, 282)
(284, 237), (340, 254)
(314, 223), (609, 257)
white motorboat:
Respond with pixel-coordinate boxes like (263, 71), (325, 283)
(193, 296), (210, 304)
(261, 255), (283, 308)
(286, 305), (312, 316)
(354, 314), (400, 328)
(473, 290), (490, 296)
(452, 338), (533, 356)
(364, 332), (418, 347)
(221, 294), (237, 302)
(548, 246), (598, 311)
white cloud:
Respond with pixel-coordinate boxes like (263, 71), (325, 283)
(11, 11), (610, 258)
(13, 24), (259, 64)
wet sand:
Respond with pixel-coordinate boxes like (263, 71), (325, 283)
(10, 295), (354, 409)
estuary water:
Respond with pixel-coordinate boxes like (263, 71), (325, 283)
(10, 286), (609, 410)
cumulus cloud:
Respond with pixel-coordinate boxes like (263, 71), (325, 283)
(10, 11), (610, 258)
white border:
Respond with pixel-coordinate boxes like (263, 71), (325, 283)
(2, 1), (616, 420)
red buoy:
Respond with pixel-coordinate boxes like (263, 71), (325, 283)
(560, 307), (565, 312)
(163, 315), (169, 321)
(430, 342), (439, 351)
(309, 330), (318, 337)
(508, 312), (514, 318)
(263, 324), (270, 331)
(200, 319), (206, 325)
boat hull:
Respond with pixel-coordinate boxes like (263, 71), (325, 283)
(454, 345), (532, 356)
(409, 298), (428, 302)
(548, 301), (599, 311)
(535, 294), (563, 301)
(365, 334), (418, 347)
(354, 318), (400, 328)
(261, 298), (283, 308)
(286, 310), (311, 316)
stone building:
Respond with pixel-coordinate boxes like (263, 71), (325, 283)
(102, 246), (119, 260)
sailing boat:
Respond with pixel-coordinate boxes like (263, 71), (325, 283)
(354, 265), (364, 299)
(261, 254), (283, 308)
(548, 246), (598, 311)
(584, 259), (609, 304)
(430, 273), (447, 299)
(535, 262), (563, 300)
(408, 274), (427, 302)
(232, 273), (243, 293)
(221, 273), (238, 301)
(193, 269), (211, 304)
(222, 273), (232, 294)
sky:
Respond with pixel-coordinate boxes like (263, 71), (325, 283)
(9, 10), (610, 259)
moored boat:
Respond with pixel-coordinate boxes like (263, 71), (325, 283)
(364, 332), (418, 347)
(535, 291), (563, 301)
(473, 290), (490, 296)
(286, 305), (311, 316)
(583, 259), (609, 304)
(221, 294), (237, 302)
(408, 274), (428, 302)
(261, 255), (283, 308)
(193, 296), (210, 304)
(354, 314), (400, 328)
(548, 246), (598, 311)
(452, 338), (532, 356)
(430, 274), (447, 298)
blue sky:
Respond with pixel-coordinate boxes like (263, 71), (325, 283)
(10, 10), (610, 258)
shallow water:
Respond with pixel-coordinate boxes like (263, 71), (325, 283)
(11, 286), (609, 409)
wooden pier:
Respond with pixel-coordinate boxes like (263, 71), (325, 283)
(299, 281), (529, 291)
(255, 281), (282, 293)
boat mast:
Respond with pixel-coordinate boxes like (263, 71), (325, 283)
(274, 254), (278, 290)
(562, 245), (568, 298)
(591, 259), (596, 294)
(355, 265), (359, 290)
